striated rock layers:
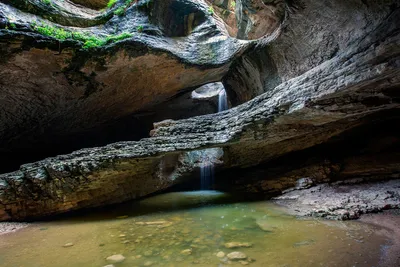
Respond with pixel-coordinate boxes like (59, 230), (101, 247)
(0, 0), (399, 221)
(0, 0), (249, 172)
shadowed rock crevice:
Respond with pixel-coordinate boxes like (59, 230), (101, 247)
(70, 0), (108, 10)
(151, 0), (208, 37)
(214, 113), (400, 196)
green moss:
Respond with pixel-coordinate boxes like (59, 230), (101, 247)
(32, 22), (132, 49)
(230, 1), (236, 9)
(83, 37), (106, 49)
(41, 0), (51, 5)
(114, 7), (125, 16)
(111, 0), (138, 17)
(107, 0), (118, 9)
(136, 25), (143, 32)
(208, 6), (214, 15)
(35, 24), (72, 41)
(106, 32), (133, 42)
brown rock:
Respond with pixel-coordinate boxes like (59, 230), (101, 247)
(224, 242), (252, 249)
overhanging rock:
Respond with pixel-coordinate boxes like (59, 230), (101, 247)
(0, 8), (399, 220)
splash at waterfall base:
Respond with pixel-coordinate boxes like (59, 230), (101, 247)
(181, 148), (224, 190)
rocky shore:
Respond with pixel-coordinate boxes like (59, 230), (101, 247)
(0, 221), (28, 235)
(274, 179), (400, 220)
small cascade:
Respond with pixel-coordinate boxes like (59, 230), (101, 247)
(199, 90), (228, 189)
(200, 155), (214, 190)
(218, 89), (228, 112)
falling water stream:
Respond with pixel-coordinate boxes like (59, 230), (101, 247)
(200, 89), (228, 190)
(200, 161), (214, 190)
(218, 89), (228, 113)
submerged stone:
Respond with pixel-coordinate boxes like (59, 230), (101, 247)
(224, 242), (252, 248)
(181, 249), (192, 255)
(216, 251), (225, 258)
(293, 239), (315, 247)
(227, 252), (247, 260)
(106, 254), (125, 263)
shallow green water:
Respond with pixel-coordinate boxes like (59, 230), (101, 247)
(0, 191), (389, 267)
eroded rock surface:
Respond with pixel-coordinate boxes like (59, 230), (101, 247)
(0, 0), (248, 172)
(0, 0), (399, 221)
(225, 0), (399, 103)
(274, 179), (400, 220)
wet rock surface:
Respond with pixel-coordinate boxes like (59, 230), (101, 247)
(274, 179), (400, 220)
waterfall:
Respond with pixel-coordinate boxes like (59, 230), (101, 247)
(200, 157), (214, 190)
(218, 89), (228, 112)
(199, 89), (228, 190)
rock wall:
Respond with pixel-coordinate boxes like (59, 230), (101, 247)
(1, 0), (399, 220)
(225, 0), (399, 103)
(0, 0), (250, 173)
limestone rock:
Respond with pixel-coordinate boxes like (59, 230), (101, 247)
(216, 251), (225, 258)
(0, 0), (399, 222)
(106, 254), (125, 263)
(62, 243), (74, 248)
(180, 249), (192, 255)
(227, 252), (247, 260)
(274, 179), (400, 220)
(0, 0), (248, 173)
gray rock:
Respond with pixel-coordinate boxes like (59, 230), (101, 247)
(274, 179), (400, 220)
(227, 251), (247, 260)
(106, 254), (125, 263)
